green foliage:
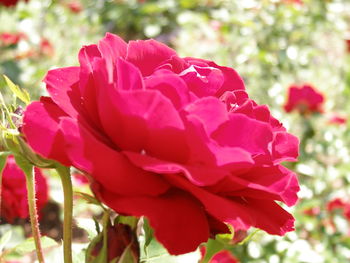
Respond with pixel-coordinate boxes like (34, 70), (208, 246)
(200, 239), (225, 263)
(1, 236), (57, 260)
(140, 238), (200, 263)
(3, 75), (30, 105)
(142, 218), (154, 253)
(11, 236), (57, 255)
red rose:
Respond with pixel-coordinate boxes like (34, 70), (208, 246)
(67, 1), (82, 13)
(23, 33), (299, 255)
(209, 250), (239, 263)
(0, 0), (28, 7)
(200, 247), (239, 263)
(284, 84), (324, 115)
(39, 38), (54, 57)
(327, 198), (345, 212)
(329, 114), (347, 125)
(283, 0), (303, 5)
(0, 32), (26, 46)
(87, 223), (139, 262)
(0, 155), (48, 223)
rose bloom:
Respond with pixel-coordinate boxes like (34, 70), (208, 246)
(326, 198), (350, 220)
(282, 0), (302, 4)
(200, 247), (239, 263)
(284, 84), (324, 115)
(23, 33), (299, 255)
(329, 114), (347, 125)
(0, 32), (26, 46)
(327, 198), (345, 212)
(0, 0), (28, 7)
(209, 250), (239, 263)
(67, 1), (82, 13)
(1, 155), (48, 223)
(88, 223), (139, 262)
(39, 38), (54, 57)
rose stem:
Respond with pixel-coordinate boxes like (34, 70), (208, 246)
(25, 166), (45, 263)
(56, 165), (73, 263)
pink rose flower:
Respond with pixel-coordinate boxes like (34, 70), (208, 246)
(329, 114), (347, 125)
(200, 247), (239, 263)
(39, 38), (54, 57)
(87, 223), (139, 262)
(1, 155), (48, 223)
(209, 250), (239, 263)
(67, 1), (82, 13)
(327, 198), (345, 212)
(23, 33), (299, 255)
(282, 0), (303, 5)
(284, 84), (324, 115)
(0, 32), (26, 46)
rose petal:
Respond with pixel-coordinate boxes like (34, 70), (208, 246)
(97, 188), (209, 255)
(91, 58), (188, 161)
(184, 97), (229, 135)
(209, 165), (299, 206)
(167, 175), (295, 235)
(184, 57), (245, 95)
(180, 65), (225, 97)
(212, 114), (273, 156)
(22, 98), (71, 165)
(272, 132), (299, 163)
(59, 117), (170, 196)
(126, 39), (176, 76)
(145, 69), (192, 108)
(123, 151), (229, 186)
(98, 33), (127, 61)
(44, 66), (81, 118)
(78, 44), (102, 126)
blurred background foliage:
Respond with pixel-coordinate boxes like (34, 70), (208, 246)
(2, 0), (350, 262)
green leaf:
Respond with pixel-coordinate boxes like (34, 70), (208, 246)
(117, 244), (138, 263)
(140, 238), (200, 263)
(0, 230), (12, 252)
(75, 191), (102, 206)
(3, 75), (30, 105)
(85, 210), (110, 263)
(13, 154), (33, 179)
(215, 224), (234, 244)
(200, 239), (225, 263)
(143, 218), (154, 254)
(0, 93), (17, 130)
(85, 232), (103, 263)
(12, 236), (57, 255)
